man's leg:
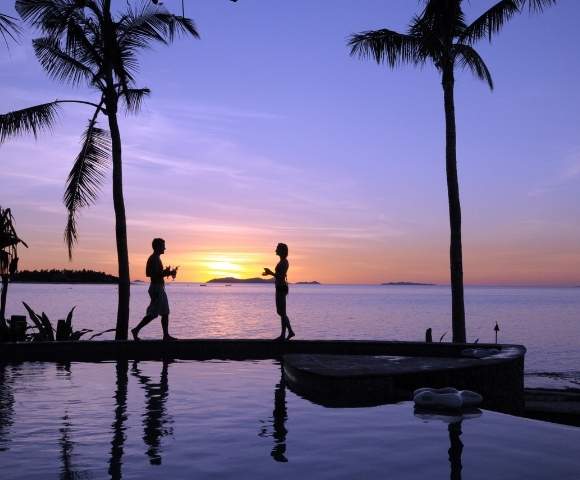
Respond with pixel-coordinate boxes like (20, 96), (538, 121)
(132, 314), (156, 340)
(161, 315), (176, 340)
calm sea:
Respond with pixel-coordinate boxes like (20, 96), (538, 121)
(5, 283), (580, 389)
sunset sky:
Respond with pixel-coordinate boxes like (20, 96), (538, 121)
(1, 0), (579, 285)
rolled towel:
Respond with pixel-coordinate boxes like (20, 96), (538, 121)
(459, 390), (483, 407)
(414, 387), (458, 397)
(413, 387), (484, 410)
(413, 390), (463, 410)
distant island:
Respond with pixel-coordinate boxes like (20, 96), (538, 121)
(207, 277), (274, 284)
(12, 269), (118, 284)
(207, 277), (322, 285)
(381, 282), (436, 286)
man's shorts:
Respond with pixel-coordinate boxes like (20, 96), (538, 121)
(146, 283), (170, 317)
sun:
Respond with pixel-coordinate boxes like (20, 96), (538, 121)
(174, 251), (265, 282)
(207, 260), (243, 277)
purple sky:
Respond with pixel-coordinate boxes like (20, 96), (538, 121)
(1, 0), (579, 285)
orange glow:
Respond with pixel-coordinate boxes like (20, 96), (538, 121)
(170, 251), (268, 282)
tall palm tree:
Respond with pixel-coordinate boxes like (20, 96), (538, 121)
(348, 0), (556, 343)
(0, 12), (21, 47)
(0, 0), (199, 339)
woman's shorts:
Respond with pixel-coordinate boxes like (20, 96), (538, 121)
(275, 287), (288, 316)
(146, 283), (170, 317)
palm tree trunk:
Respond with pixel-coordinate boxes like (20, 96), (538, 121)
(0, 274), (8, 327)
(106, 94), (131, 341)
(442, 66), (466, 343)
(101, 0), (130, 341)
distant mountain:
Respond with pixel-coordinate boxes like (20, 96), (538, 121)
(12, 269), (118, 284)
(296, 281), (321, 285)
(381, 282), (436, 286)
(207, 277), (274, 284)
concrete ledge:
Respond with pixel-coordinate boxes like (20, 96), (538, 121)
(0, 339), (516, 362)
(283, 346), (525, 415)
(525, 388), (580, 426)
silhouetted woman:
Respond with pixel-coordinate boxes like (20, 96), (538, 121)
(263, 243), (295, 341)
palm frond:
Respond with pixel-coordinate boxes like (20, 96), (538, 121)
(460, 0), (519, 44)
(121, 87), (150, 114)
(17, 0), (103, 71)
(0, 13), (21, 48)
(16, 0), (79, 33)
(514, 0), (558, 12)
(0, 101), (60, 143)
(420, 0), (467, 41)
(118, 1), (199, 49)
(64, 117), (111, 258)
(33, 36), (96, 85)
(454, 44), (494, 89)
(348, 29), (424, 68)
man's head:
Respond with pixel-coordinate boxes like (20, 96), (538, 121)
(276, 243), (288, 258)
(152, 238), (166, 254)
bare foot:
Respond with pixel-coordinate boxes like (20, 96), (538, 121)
(163, 335), (177, 341)
(131, 328), (140, 341)
(287, 331), (295, 340)
(273, 335), (285, 342)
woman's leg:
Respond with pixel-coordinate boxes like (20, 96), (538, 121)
(278, 314), (287, 340)
(275, 291), (286, 340)
(284, 315), (294, 339)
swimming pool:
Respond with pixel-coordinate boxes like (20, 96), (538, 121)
(0, 360), (578, 479)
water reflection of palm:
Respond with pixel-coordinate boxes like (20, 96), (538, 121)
(0, 364), (14, 453)
(109, 360), (129, 479)
(131, 361), (173, 465)
(414, 409), (482, 480)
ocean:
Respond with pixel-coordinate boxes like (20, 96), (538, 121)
(4, 283), (579, 389)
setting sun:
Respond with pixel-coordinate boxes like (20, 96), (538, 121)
(172, 252), (269, 282)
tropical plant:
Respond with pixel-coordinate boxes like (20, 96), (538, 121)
(22, 301), (116, 341)
(0, 0), (199, 339)
(22, 302), (86, 340)
(0, 207), (28, 328)
(348, 0), (556, 343)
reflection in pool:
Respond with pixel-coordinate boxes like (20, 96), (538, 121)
(0, 360), (579, 479)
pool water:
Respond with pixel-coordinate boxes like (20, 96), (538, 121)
(0, 360), (578, 479)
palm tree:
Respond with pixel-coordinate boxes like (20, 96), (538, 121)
(348, 0), (556, 343)
(0, 12), (21, 47)
(0, 0), (199, 339)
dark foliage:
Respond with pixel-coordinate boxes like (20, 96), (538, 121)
(13, 269), (118, 284)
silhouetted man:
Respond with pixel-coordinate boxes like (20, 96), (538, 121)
(132, 238), (177, 341)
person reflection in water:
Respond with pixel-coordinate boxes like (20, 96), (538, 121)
(132, 238), (178, 341)
(132, 360), (173, 466)
(263, 243), (295, 341)
(271, 363), (289, 462)
(259, 362), (289, 462)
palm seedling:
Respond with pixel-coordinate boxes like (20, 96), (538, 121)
(0, 0), (199, 339)
(348, 0), (556, 343)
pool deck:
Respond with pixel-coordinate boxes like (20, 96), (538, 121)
(283, 347), (525, 414)
(0, 338), (519, 362)
(0, 338), (526, 414)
